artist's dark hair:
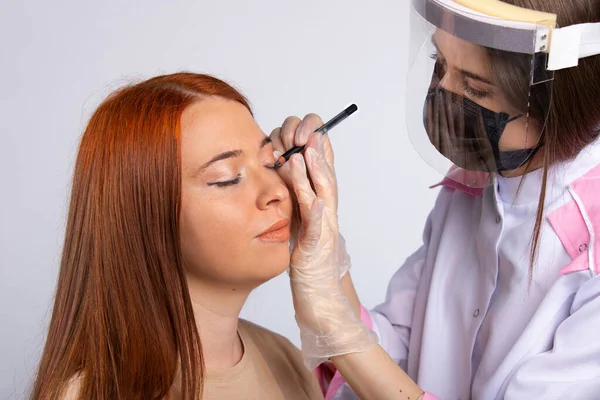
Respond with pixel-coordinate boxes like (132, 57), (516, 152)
(487, 0), (600, 277)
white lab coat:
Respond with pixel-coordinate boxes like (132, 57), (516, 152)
(328, 138), (600, 400)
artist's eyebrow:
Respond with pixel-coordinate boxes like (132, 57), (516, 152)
(199, 136), (272, 171)
(431, 36), (494, 85)
(458, 68), (494, 85)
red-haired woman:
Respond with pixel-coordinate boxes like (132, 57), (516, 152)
(32, 73), (322, 399)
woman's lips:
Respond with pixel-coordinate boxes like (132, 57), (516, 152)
(258, 219), (291, 242)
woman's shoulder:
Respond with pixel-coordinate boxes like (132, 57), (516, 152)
(238, 319), (322, 396)
(238, 318), (311, 371)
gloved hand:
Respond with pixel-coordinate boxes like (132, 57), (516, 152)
(270, 115), (348, 275)
(270, 114), (378, 370)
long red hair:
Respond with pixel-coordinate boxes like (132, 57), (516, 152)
(32, 73), (252, 399)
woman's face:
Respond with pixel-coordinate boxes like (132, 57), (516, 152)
(179, 97), (293, 289)
(432, 29), (542, 153)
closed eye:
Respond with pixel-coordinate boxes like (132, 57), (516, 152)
(207, 175), (242, 187)
(463, 83), (490, 99)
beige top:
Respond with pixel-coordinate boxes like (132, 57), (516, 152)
(61, 320), (321, 400)
(171, 319), (323, 400)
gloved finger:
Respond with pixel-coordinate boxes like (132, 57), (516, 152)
(322, 134), (335, 172)
(295, 113), (324, 147)
(273, 153), (303, 246)
(288, 154), (318, 227)
(273, 157), (299, 250)
(280, 116), (302, 150)
(298, 197), (325, 254)
(305, 132), (337, 211)
(289, 195), (301, 246)
(305, 146), (337, 212)
(270, 127), (284, 154)
(273, 151), (294, 190)
(305, 132), (336, 182)
(305, 132), (335, 173)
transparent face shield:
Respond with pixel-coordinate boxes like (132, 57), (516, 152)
(406, 0), (557, 188)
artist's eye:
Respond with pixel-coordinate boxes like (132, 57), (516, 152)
(207, 175), (242, 188)
(463, 83), (489, 100)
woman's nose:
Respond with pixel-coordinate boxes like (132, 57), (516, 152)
(256, 170), (290, 210)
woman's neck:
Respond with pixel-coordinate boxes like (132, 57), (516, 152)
(186, 277), (252, 369)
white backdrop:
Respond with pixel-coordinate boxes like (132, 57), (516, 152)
(0, 1), (440, 398)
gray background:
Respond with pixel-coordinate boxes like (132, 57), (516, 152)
(0, 1), (439, 398)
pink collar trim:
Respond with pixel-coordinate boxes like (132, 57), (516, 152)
(430, 167), (490, 197)
(549, 163), (600, 276)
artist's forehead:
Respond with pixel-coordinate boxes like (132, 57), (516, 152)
(433, 30), (491, 77)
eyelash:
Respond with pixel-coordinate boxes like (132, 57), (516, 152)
(208, 165), (278, 188)
(429, 52), (443, 63)
(429, 52), (490, 99)
(463, 84), (489, 99)
(209, 175), (242, 188)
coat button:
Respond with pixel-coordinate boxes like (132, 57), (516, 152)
(473, 309), (480, 317)
(496, 215), (501, 224)
(579, 243), (588, 252)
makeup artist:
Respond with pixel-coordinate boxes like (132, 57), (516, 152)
(270, 0), (600, 399)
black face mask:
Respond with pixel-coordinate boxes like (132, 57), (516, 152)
(423, 87), (540, 173)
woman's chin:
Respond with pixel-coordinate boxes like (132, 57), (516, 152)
(251, 247), (291, 282)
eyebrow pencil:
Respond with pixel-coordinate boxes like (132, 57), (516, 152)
(273, 103), (358, 168)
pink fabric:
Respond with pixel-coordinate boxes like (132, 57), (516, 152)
(422, 393), (440, 400)
(549, 163), (600, 276)
(429, 166), (488, 197)
(314, 364), (327, 395)
(360, 304), (374, 329)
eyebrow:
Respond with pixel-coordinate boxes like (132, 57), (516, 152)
(198, 136), (273, 171)
(458, 68), (493, 85)
(200, 149), (243, 170)
(431, 36), (494, 85)
(260, 137), (272, 148)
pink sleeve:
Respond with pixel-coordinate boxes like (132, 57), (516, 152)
(422, 393), (440, 400)
(360, 304), (375, 329)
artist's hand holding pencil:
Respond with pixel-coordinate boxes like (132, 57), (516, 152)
(269, 106), (356, 265)
(269, 113), (341, 272)
(269, 111), (377, 371)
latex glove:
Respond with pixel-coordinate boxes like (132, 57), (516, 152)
(270, 114), (378, 370)
(270, 114), (349, 277)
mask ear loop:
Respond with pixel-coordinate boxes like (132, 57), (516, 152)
(506, 83), (533, 151)
(505, 113), (527, 147)
(507, 114), (524, 124)
(501, 84), (532, 179)
(524, 84), (532, 149)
